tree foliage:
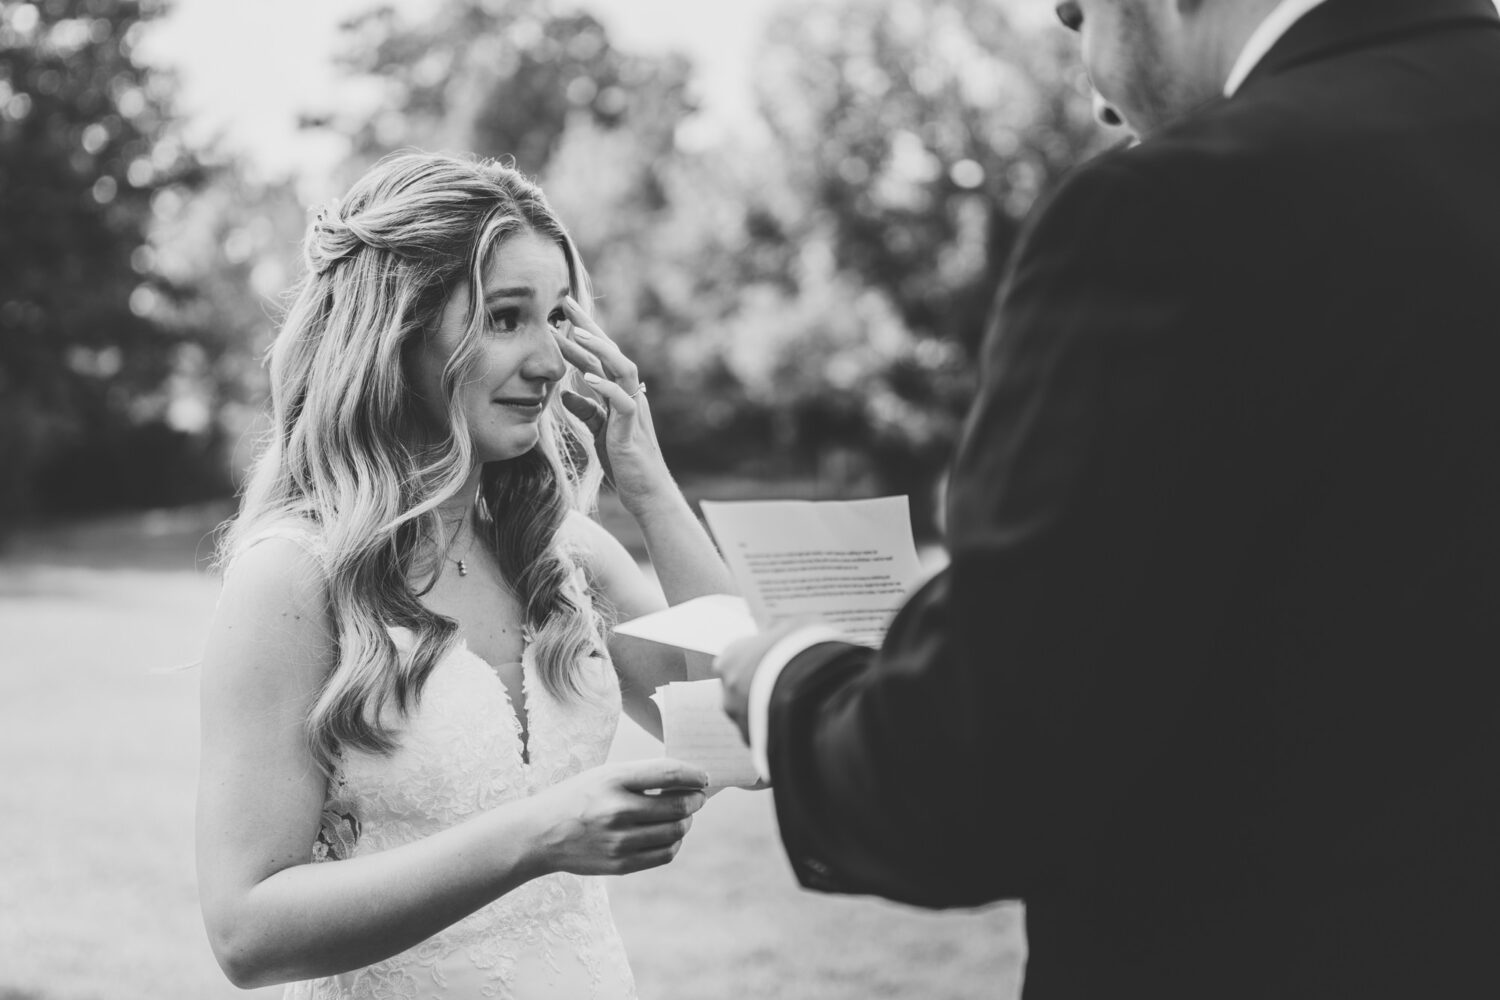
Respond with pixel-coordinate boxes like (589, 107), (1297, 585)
(328, 0), (694, 179)
(730, 0), (1106, 523)
(756, 0), (1105, 356)
(0, 0), (215, 520)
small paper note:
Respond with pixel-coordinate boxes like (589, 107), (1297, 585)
(650, 678), (759, 790)
(614, 594), (757, 656)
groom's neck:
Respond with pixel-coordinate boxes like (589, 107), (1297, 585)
(1184, 0), (1290, 94)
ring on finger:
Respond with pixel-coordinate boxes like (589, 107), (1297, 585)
(629, 382), (647, 398)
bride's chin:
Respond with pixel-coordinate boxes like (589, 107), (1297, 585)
(474, 434), (541, 464)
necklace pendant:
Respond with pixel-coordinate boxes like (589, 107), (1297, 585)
(457, 559), (468, 577)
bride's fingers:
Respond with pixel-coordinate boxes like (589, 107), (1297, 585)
(617, 817), (694, 853)
(559, 389), (607, 436)
(554, 318), (626, 391)
(562, 297), (641, 393)
(582, 372), (644, 417)
(561, 294), (610, 341)
(552, 325), (605, 378)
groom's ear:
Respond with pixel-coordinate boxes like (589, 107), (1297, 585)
(1093, 92), (1125, 128)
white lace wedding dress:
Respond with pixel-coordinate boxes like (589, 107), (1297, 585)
(282, 618), (636, 1000)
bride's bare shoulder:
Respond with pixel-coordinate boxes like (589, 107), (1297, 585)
(557, 510), (637, 582)
(215, 520), (334, 644)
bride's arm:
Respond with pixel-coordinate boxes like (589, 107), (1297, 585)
(564, 508), (732, 741)
(196, 537), (704, 988)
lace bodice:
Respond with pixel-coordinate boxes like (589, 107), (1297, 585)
(282, 612), (634, 999)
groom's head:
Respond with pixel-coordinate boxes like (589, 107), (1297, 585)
(1055, 0), (1285, 137)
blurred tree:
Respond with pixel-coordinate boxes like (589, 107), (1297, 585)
(141, 167), (308, 490)
(0, 0), (218, 522)
(737, 0), (1108, 526)
(756, 0), (1105, 357)
(325, 0), (695, 180)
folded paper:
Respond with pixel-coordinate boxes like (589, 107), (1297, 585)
(614, 594), (757, 656)
(650, 678), (759, 790)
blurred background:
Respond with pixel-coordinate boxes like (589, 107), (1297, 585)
(0, 0), (1110, 997)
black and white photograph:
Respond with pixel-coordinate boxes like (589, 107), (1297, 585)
(3, 1), (1498, 998)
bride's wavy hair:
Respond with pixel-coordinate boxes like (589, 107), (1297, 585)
(222, 151), (607, 774)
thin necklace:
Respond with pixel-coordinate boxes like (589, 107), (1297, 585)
(445, 521), (478, 577)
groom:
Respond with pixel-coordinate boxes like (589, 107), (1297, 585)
(716, 0), (1500, 996)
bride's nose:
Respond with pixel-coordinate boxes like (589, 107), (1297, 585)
(524, 324), (568, 383)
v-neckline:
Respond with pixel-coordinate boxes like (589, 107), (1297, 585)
(454, 637), (533, 769)
(384, 624), (537, 770)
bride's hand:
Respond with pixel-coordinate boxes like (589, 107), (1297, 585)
(529, 758), (708, 877)
(554, 297), (671, 512)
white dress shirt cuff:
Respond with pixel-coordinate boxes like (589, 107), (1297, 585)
(747, 624), (849, 782)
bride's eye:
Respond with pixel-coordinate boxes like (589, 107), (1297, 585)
(488, 308), (521, 333)
(547, 308), (567, 330)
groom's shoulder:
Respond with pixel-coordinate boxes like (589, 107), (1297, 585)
(1120, 87), (1325, 200)
(1139, 25), (1500, 192)
(1055, 9), (1500, 218)
(1019, 128), (1269, 266)
(1003, 104), (1330, 302)
(1027, 74), (1366, 247)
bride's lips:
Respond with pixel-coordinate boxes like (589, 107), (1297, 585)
(493, 394), (546, 415)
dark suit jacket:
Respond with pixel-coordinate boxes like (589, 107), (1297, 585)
(765, 1), (1500, 996)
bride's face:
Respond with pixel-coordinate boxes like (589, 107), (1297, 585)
(409, 229), (572, 464)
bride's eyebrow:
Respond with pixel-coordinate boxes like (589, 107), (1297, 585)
(483, 287), (533, 303)
(482, 285), (571, 304)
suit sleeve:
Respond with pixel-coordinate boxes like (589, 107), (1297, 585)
(766, 151), (1264, 908)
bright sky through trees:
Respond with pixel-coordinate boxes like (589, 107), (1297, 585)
(142, 0), (788, 180)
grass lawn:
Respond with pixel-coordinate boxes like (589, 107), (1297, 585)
(0, 505), (1024, 999)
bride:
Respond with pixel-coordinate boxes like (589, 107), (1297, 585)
(196, 151), (733, 998)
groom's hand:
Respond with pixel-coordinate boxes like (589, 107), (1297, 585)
(713, 622), (809, 744)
